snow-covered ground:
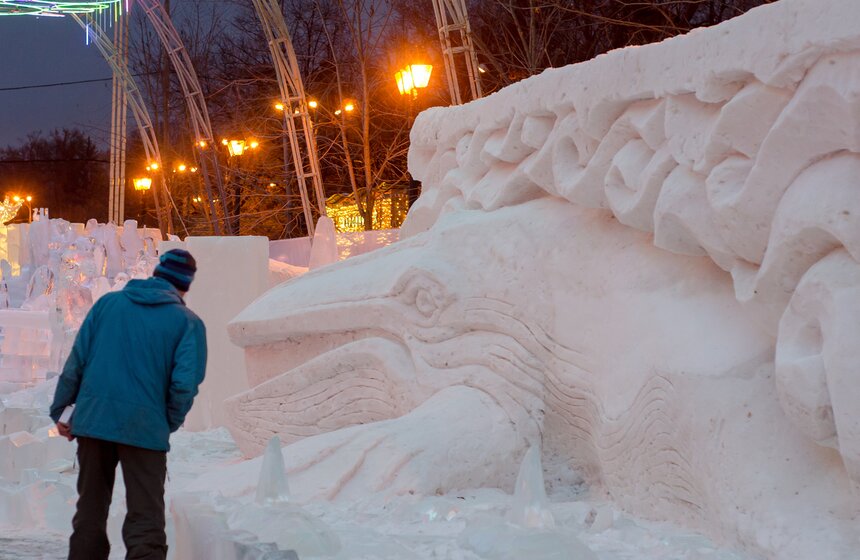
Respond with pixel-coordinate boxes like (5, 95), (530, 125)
(0, 381), (750, 560)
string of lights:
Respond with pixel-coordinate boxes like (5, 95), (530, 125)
(0, 1), (123, 17)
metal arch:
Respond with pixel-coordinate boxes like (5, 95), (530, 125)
(135, 0), (230, 235)
(107, 14), (128, 226)
(432, 0), (483, 105)
(71, 13), (184, 236)
(251, 0), (326, 237)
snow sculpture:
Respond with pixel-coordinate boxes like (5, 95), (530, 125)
(22, 266), (54, 309)
(214, 1), (860, 557)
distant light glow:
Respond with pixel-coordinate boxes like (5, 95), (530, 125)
(0, 196), (24, 224)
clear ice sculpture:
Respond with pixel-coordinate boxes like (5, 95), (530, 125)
(22, 265), (55, 310)
(121, 219), (144, 265)
(49, 251), (94, 371)
(507, 446), (555, 529)
(111, 272), (130, 292)
(0, 261), (10, 310)
(103, 223), (125, 278)
(1, 260), (11, 284)
(255, 436), (290, 505)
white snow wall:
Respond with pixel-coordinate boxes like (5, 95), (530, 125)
(404, 0), (860, 501)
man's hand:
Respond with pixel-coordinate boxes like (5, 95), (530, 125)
(57, 422), (74, 441)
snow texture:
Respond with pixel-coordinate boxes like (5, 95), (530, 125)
(217, 1), (860, 558)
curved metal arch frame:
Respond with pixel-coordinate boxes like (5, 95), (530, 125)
(136, 0), (231, 235)
(71, 13), (187, 236)
(251, 0), (326, 237)
(432, 0), (483, 105)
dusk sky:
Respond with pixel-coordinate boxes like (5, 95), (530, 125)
(0, 16), (113, 149)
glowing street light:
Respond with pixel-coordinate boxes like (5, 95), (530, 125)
(343, 101), (355, 112)
(177, 163), (188, 173)
(13, 195), (33, 222)
(395, 64), (433, 98)
(275, 102), (285, 111)
(133, 177), (152, 192)
(249, 140), (260, 150)
(308, 100), (318, 109)
(228, 140), (246, 157)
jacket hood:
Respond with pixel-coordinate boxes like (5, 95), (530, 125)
(122, 277), (185, 306)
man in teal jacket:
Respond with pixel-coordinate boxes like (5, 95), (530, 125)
(50, 248), (206, 560)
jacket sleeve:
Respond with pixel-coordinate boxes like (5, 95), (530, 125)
(49, 304), (97, 423)
(166, 318), (207, 432)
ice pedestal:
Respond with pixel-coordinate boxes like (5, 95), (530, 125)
(161, 237), (270, 431)
(172, 494), (301, 560)
(0, 428), (75, 482)
(0, 309), (52, 386)
(0, 479), (76, 531)
(172, 434), (339, 559)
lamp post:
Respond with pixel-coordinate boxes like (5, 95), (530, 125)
(221, 137), (260, 233)
(395, 63), (432, 211)
(133, 176), (152, 221)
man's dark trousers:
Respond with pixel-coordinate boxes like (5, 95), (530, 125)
(69, 437), (168, 560)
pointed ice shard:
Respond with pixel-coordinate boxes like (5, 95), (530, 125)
(307, 216), (338, 270)
(255, 436), (290, 505)
(507, 446), (555, 529)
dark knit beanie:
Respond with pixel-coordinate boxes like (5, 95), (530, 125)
(153, 249), (197, 292)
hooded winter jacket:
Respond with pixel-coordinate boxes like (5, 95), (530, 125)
(49, 277), (207, 451)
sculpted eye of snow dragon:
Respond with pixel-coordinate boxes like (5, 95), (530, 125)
(213, 1), (860, 557)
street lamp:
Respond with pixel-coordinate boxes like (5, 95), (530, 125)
(228, 140), (246, 157)
(395, 64), (433, 98)
(133, 177), (152, 192)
